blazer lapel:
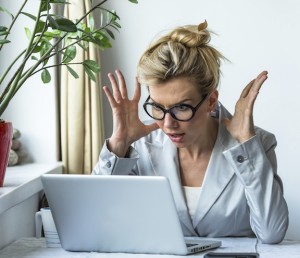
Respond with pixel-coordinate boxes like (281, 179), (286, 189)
(193, 103), (237, 228)
(192, 128), (235, 228)
(144, 136), (196, 235)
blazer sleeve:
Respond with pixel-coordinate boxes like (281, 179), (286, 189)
(223, 131), (289, 244)
(91, 139), (139, 175)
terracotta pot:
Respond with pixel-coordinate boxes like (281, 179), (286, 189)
(0, 121), (13, 187)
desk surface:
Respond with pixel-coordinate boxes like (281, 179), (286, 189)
(0, 237), (299, 258)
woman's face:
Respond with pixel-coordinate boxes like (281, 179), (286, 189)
(148, 77), (218, 149)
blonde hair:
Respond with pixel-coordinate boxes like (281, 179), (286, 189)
(137, 21), (226, 95)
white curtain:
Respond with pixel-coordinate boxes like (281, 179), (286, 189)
(60, 0), (104, 174)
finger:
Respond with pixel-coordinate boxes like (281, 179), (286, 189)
(108, 73), (122, 101)
(240, 71), (268, 99)
(247, 71), (268, 104)
(240, 79), (255, 98)
(132, 77), (141, 101)
(116, 70), (128, 99)
(251, 71), (268, 94)
(247, 72), (268, 112)
(103, 86), (118, 108)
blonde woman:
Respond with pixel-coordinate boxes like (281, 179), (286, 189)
(92, 21), (288, 244)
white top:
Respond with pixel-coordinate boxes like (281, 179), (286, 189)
(183, 186), (201, 220)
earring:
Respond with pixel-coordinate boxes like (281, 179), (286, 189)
(210, 109), (218, 118)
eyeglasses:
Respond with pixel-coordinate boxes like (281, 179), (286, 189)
(143, 94), (208, 122)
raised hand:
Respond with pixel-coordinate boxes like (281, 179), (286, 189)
(222, 71), (268, 143)
(103, 70), (159, 157)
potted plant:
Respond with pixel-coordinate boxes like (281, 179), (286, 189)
(0, 0), (137, 186)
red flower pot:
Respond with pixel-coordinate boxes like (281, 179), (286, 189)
(0, 121), (13, 187)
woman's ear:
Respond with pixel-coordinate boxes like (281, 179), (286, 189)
(208, 90), (219, 112)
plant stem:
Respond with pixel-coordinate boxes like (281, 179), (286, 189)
(31, 62), (84, 76)
(0, 50), (26, 104)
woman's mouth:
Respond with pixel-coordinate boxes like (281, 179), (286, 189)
(167, 133), (185, 143)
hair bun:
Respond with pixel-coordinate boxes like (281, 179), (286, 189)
(169, 20), (211, 48)
(197, 20), (208, 31)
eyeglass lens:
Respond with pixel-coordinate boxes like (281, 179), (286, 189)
(144, 104), (194, 121)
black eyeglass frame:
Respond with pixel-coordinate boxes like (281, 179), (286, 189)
(143, 94), (208, 122)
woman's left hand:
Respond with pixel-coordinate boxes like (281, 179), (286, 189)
(222, 71), (268, 143)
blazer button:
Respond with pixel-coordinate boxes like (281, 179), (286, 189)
(237, 155), (245, 163)
(105, 161), (112, 168)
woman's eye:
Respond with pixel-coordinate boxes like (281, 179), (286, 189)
(152, 105), (162, 111)
(175, 105), (189, 111)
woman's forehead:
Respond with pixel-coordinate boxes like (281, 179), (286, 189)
(148, 78), (202, 105)
(149, 78), (200, 95)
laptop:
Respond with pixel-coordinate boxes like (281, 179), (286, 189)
(41, 174), (221, 255)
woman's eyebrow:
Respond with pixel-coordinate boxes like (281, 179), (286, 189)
(150, 97), (193, 107)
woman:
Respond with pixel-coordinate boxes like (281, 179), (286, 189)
(92, 21), (288, 243)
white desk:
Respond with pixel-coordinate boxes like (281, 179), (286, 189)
(0, 163), (62, 250)
(0, 237), (299, 258)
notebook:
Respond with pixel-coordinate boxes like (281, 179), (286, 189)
(41, 174), (221, 255)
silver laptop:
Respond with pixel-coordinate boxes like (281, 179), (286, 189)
(41, 174), (221, 255)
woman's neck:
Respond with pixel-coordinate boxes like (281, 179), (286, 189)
(179, 118), (219, 160)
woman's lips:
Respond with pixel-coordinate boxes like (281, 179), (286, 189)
(167, 133), (185, 143)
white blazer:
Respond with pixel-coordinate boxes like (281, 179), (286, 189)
(92, 102), (289, 244)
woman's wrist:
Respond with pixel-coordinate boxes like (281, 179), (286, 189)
(107, 137), (131, 158)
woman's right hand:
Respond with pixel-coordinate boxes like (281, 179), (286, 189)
(103, 70), (159, 157)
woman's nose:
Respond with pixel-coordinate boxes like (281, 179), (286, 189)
(163, 113), (178, 128)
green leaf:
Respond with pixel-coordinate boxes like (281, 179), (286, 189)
(104, 28), (115, 39)
(84, 66), (96, 82)
(24, 28), (32, 40)
(56, 18), (77, 32)
(32, 45), (42, 53)
(21, 12), (36, 21)
(83, 60), (100, 82)
(40, 39), (52, 65)
(31, 55), (39, 61)
(49, 0), (70, 4)
(0, 6), (14, 20)
(93, 33), (112, 49)
(83, 60), (100, 73)
(0, 39), (10, 45)
(44, 30), (62, 37)
(62, 46), (76, 63)
(47, 15), (59, 29)
(66, 65), (79, 79)
(111, 21), (121, 29)
(128, 0), (138, 3)
(36, 21), (46, 33)
(0, 31), (9, 36)
(0, 26), (8, 32)
(41, 69), (51, 83)
(41, 1), (51, 12)
(48, 15), (77, 32)
(107, 10), (119, 22)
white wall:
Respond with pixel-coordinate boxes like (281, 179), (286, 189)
(100, 0), (300, 240)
